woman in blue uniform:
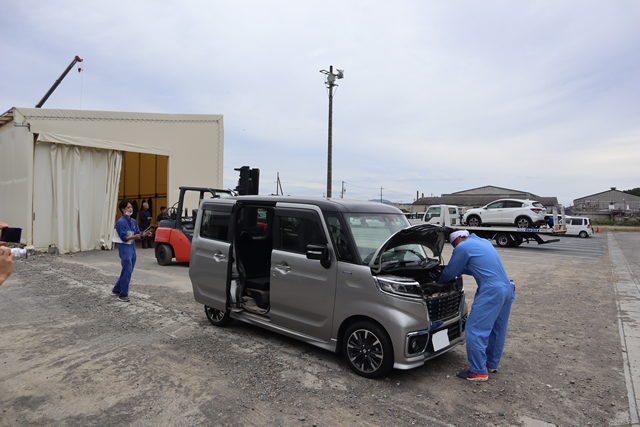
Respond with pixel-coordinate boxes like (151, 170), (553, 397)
(112, 199), (152, 302)
(440, 230), (516, 381)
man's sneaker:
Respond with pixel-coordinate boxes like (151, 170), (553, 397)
(111, 291), (119, 296)
(486, 366), (498, 373)
(118, 295), (130, 302)
(457, 370), (488, 381)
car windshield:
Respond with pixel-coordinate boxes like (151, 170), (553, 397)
(344, 213), (426, 265)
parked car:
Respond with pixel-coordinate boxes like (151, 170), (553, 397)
(463, 199), (547, 228)
(564, 216), (593, 238)
(189, 196), (468, 378)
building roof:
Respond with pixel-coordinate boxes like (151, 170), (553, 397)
(574, 188), (640, 202)
(414, 195), (558, 208)
(449, 185), (539, 198)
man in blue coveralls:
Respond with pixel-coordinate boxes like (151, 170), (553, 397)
(112, 199), (151, 302)
(439, 230), (516, 381)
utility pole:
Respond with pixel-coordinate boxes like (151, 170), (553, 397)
(341, 181), (346, 198)
(380, 187), (384, 203)
(320, 66), (344, 198)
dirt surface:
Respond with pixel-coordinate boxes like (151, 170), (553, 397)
(0, 234), (636, 426)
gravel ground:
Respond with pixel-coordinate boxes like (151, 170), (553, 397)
(0, 234), (636, 426)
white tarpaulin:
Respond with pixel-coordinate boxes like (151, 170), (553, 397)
(36, 132), (170, 156)
(0, 107), (224, 252)
(33, 141), (122, 253)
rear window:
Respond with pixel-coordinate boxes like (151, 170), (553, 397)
(200, 209), (231, 241)
(532, 202), (544, 208)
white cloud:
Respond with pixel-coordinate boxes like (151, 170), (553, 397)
(1, 0), (638, 207)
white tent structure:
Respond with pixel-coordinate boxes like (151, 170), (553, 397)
(0, 107), (224, 253)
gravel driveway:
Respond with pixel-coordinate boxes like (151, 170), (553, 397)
(0, 233), (637, 426)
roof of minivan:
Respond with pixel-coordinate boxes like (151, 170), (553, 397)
(202, 196), (402, 214)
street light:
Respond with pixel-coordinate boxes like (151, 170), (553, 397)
(320, 66), (344, 198)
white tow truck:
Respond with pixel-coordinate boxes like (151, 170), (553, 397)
(409, 204), (567, 248)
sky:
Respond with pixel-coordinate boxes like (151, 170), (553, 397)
(1, 1), (638, 207)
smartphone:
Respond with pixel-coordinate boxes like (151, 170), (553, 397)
(0, 227), (22, 243)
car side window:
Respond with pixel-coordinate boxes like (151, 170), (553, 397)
(199, 209), (231, 241)
(487, 201), (503, 209)
(504, 201), (523, 208)
(277, 213), (326, 254)
(571, 218), (582, 226)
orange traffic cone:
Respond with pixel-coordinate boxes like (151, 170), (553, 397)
(596, 227), (599, 233)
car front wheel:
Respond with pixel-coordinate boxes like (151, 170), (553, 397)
(342, 321), (393, 379)
(466, 216), (481, 227)
(205, 305), (233, 326)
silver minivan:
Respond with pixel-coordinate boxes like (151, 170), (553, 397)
(189, 196), (467, 378)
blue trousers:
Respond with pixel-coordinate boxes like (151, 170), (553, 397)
(465, 282), (515, 374)
(112, 244), (136, 297)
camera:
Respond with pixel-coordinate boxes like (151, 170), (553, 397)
(10, 248), (27, 259)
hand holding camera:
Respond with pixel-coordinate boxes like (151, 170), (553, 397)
(0, 238), (15, 287)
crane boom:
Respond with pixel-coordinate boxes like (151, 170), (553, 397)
(35, 55), (83, 108)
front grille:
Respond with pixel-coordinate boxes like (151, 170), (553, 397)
(427, 290), (463, 322)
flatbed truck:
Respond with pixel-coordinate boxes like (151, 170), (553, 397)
(409, 204), (567, 248)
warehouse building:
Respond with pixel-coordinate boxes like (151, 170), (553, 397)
(0, 107), (224, 253)
(572, 187), (640, 220)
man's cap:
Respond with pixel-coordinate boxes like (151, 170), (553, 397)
(449, 230), (469, 244)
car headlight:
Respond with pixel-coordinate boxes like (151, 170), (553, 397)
(374, 276), (423, 298)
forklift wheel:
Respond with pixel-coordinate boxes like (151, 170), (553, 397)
(156, 244), (174, 266)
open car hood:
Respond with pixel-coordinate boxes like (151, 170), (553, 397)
(368, 224), (452, 271)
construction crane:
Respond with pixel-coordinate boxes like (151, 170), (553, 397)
(35, 55), (83, 108)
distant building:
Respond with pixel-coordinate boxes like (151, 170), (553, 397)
(412, 185), (559, 213)
(573, 187), (640, 220)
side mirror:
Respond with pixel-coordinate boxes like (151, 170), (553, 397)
(306, 244), (331, 269)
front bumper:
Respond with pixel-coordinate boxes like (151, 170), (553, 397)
(393, 309), (468, 370)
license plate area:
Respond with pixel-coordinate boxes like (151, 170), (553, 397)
(431, 329), (450, 352)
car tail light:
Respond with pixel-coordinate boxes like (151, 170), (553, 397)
(530, 208), (542, 213)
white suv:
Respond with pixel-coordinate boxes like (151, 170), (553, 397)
(463, 199), (547, 228)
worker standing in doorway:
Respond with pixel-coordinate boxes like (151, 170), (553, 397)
(112, 199), (151, 302)
(139, 202), (152, 249)
(439, 230), (515, 382)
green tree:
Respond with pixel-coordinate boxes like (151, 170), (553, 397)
(623, 187), (640, 197)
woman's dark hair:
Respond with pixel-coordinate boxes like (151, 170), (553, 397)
(119, 198), (131, 212)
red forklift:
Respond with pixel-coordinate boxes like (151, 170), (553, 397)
(154, 187), (234, 265)
(154, 167), (259, 265)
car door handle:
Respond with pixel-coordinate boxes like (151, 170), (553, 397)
(275, 262), (291, 273)
(213, 252), (226, 262)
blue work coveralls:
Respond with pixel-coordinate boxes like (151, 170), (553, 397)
(112, 215), (140, 297)
(440, 234), (515, 375)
